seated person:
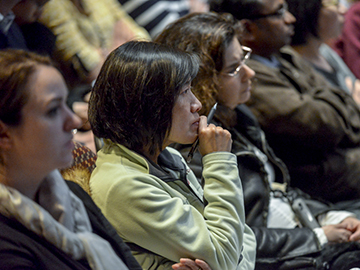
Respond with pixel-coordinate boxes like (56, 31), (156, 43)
(210, 0), (360, 204)
(156, 11), (360, 270)
(39, 0), (150, 89)
(12, 0), (55, 56)
(0, 0), (27, 49)
(287, 0), (360, 104)
(89, 40), (256, 270)
(118, 0), (191, 38)
(332, 0), (360, 79)
(118, 0), (209, 38)
(39, 0), (151, 149)
(0, 49), (211, 270)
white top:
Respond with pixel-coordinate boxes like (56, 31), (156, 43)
(252, 144), (355, 246)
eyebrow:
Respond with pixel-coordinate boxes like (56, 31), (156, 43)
(44, 95), (63, 107)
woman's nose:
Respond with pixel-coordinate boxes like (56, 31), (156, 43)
(285, 10), (296, 24)
(64, 106), (82, 132)
(241, 65), (255, 82)
(191, 92), (202, 113)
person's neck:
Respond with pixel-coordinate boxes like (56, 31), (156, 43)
(292, 38), (332, 72)
(142, 147), (161, 165)
(0, 163), (45, 200)
(247, 42), (280, 60)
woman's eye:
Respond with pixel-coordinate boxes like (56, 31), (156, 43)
(182, 87), (191, 95)
(47, 107), (59, 117)
(229, 68), (237, 74)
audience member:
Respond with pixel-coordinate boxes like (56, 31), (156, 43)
(0, 0), (27, 49)
(12, 0), (55, 56)
(288, 0), (360, 104)
(210, 0), (360, 204)
(39, 0), (150, 89)
(0, 49), (213, 270)
(332, 0), (360, 79)
(118, 0), (191, 38)
(0, 49), (132, 270)
(38, 0), (151, 150)
(88, 40), (256, 270)
(156, 11), (360, 270)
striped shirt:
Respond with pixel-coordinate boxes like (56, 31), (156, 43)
(118, 0), (190, 38)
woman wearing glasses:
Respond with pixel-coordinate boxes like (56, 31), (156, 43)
(288, 0), (360, 104)
(156, 12), (360, 270)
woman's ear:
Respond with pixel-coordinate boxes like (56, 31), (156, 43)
(0, 121), (12, 150)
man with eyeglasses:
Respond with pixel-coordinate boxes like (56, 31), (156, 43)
(210, 0), (360, 206)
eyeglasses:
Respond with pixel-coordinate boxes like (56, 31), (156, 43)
(221, 46), (252, 77)
(247, 2), (288, 20)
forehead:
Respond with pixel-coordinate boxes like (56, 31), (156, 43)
(25, 65), (66, 106)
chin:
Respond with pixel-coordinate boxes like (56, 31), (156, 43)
(239, 94), (251, 104)
(58, 155), (74, 170)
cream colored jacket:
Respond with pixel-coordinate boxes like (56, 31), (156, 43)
(90, 140), (256, 270)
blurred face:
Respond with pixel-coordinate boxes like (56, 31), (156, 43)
(218, 37), (255, 109)
(252, 0), (296, 56)
(7, 65), (81, 176)
(318, 0), (347, 41)
(165, 82), (202, 146)
(13, 0), (48, 25)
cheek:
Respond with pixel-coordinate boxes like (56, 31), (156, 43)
(239, 90), (251, 104)
(218, 82), (240, 107)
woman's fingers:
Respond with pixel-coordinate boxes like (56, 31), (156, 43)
(197, 117), (232, 156)
(172, 258), (212, 270)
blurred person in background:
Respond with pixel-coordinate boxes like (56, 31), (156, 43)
(210, 0), (360, 204)
(288, 0), (360, 104)
(332, 0), (360, 79)
(118, 0), (209, 38)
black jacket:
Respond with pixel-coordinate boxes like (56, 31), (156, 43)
(176, 104), (341, 269)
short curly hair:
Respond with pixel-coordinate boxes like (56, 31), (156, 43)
(155, 12), (243, 115)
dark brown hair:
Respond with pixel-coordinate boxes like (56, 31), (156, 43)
(0, 49), (52, 126)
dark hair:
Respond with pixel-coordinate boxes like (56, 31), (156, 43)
(155, 12), (242, 115)
(287, 0), (322, 45)
(89, 41), (199, 156)
(209, 0), (264, 21)
(0, 49), (52, 126)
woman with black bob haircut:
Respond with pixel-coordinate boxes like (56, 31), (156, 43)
(90, 40), (198, 158)
(89, 40), (256, 270)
